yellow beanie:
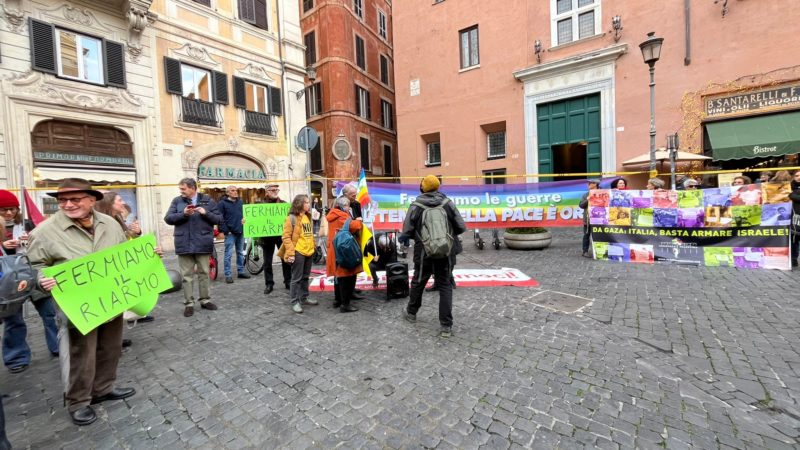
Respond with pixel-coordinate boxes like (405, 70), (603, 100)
(420, 175), (440, 193)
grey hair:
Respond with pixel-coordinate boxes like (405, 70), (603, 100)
(648, 178), (665, 189)
(179, 178), (197, 189)
(335, 196), (350, 209)
(342, 183), (357, 194)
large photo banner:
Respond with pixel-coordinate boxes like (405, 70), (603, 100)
(587, 184), (793, 270)
(346, 180), (589, 230)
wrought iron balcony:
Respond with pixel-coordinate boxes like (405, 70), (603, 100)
(181, 98), (219, 127)
(244, 110), (277, 136)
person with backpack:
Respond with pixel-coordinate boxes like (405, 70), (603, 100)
(326, 196), (363, 313)
(0, 189), (59, 374)
(401, 175), (467, 338)
(280, 195), (317, 313)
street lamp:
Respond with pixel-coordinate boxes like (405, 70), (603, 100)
(639, 32), (664, 173)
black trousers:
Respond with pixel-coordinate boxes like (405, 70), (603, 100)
(334, 275), (357, 306)
(582, 224), (592, 253)
(261, 236), (291, 288)
(408, 257), (453, 327)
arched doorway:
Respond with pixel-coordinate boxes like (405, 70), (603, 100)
(31, 120), (137, 217)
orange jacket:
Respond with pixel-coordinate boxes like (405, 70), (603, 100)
(326, 208), (363, 277)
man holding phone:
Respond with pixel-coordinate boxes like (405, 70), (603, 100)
(164, 178), (222, 317)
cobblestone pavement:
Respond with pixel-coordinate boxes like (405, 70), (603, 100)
(2, 228), (800, 449)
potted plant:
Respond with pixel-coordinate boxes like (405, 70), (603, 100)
(502, 227), (552, 250)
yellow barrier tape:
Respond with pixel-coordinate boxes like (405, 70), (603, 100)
(7, 166), (799, 192)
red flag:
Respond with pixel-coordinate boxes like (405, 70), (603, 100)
(23, 188), (45, 226)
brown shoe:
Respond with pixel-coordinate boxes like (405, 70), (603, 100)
(183, 306), (194, 317)
(200, 302), (218, 311)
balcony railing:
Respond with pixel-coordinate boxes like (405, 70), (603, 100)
(181, 98), (219, 127)
(244, 110), (277, 136)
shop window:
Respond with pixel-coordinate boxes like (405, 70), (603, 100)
(380, 54), (389, 85)
(304, 32), (316, 66)
(360, 137), (370, 171)
(459, 25), (479, 69)
(233, 76), (281, 136)
(355, 85), (370, 120)
(355, 35), (366, 70)
(378, 10), (387, 39)
(305, 83), (322, 117)
(353, 0), (363, 18)
(239, 0), (268, 30)
(383, 144), (393, 175)
(381, 100), (393, 130)
(484, 169), (506, 185)
(29, 19), (126, 88)
(552, 0), (600, 45)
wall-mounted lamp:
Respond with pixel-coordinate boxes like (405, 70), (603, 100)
(295, 90), (305, 100)
(534, 40), (542, 63)
(306, 65), (317, 81)
(714, 0), (729, 18)
(612, 15), (623, 42)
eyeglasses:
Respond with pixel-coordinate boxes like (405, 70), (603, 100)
(57, 196), (90, 205)
(267, 189), (280, 193)
(0, 207), (19, 214)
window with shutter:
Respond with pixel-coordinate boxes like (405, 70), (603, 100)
(213, 71), (228, 104)
(104, 41), (126, 88)
(378, 11), (387, 39)
(360, 137), (370, 171)
(239, 0), (256, 24)
(304, 32), (316, 66)
(233, 76), (247, 108)
(310, 137), (323, 172)
(353, 0), (363, 18)
(355, 35), (365, 70)
(55, 29), (104, 84)
(303, 0), (314, 13)
(305, 83), (322, 117)
(192, 0), (211, 6)
(269, 86), (282, 116)
(380, 55), (389, 85)
(254, 0), (268, 30)
(164, 57), (182, 94)
(381, 100), (393, 130)
(383, 144), (393, 175)
(29, 19), (56, 74)
(181, 65), (212, 101)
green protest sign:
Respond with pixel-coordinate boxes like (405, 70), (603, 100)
(42, 234), (171, 335)
(243, 203), (290, 237)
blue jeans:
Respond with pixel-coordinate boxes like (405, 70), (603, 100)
(223, 233), (246, 277)
(3, 296), (59, 368)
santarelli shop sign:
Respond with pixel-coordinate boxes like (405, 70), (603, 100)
(706, 83), (800, 118)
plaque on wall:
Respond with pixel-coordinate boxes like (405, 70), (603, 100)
(333, 139), (352, 161)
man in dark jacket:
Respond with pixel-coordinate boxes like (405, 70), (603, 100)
(363, 232), (397, 287)
(401, 175), (467, 338)
(790, 171), (800, 268)
(218, 185), (250, 283)
(164, 178), (222, 317)
(259, 183), (291, 294)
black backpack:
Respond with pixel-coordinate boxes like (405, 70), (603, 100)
(0, 254), (36, 319)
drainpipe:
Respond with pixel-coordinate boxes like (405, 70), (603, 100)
(684, 0), (691, 66)
(275, 0), (294, 197)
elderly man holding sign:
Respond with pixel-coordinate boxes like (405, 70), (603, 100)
(26, 179), (141, 426)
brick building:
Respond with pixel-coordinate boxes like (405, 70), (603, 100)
(301, 0), (396, 203)
(393, 0), (800, 187)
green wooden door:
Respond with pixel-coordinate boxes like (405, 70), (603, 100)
(536, 94), (601, 181)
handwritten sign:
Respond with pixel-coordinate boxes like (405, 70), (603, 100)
(243, 203), (290, 238)
(42, 235), (171, 335)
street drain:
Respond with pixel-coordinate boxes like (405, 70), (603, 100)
(529, 291), (591, 313)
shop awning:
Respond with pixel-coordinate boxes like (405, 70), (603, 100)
(706, 111), (800, 161)
(36, 167), (136, 184)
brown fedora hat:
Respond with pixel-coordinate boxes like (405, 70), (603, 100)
(46, 178), (104, 200)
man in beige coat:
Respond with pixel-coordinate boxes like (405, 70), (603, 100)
(27, 178), (136, 426)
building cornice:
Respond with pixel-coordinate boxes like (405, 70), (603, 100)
(513, 43), (627, 82)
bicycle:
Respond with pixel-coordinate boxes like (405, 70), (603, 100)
(245, 237), (265, 275)
(208, 247), (218, 281)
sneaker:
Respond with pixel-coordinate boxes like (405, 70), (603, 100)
(183, 306), (194, 317)
(225, 277), (234, 284)
(200, 302), (218, 311)
(440, 326), (452, 338)
(292, 303), (303, 314)
(237, 272), (251, 279)
(303, 298), (319, 306)
(402, 308), (416, 323)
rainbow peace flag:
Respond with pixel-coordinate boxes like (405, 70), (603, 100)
(356, 168), (371, 208)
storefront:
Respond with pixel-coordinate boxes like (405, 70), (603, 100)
(197, 153), (269, 203)
(703, 82), (800, 179)
(32, 120), (139, 219)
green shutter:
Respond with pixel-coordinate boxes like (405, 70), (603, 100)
(537, 93), (602, 180)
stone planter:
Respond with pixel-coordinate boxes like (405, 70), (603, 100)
(503, 230), (553, 250)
